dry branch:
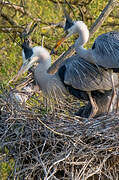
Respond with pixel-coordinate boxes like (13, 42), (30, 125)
(0, 0), (41, 22)
(0, 1), (26, 14)
(48, 0), (119, 74)
(0, 27), (23, 33)
(48, 0), (93, 6)
(89, 0), (119, 38)
(1, 12), (18, 26)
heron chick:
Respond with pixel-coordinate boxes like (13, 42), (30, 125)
(51, 12), (119, 112)
(14, 41), (119, 118)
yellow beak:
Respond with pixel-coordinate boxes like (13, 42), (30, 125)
(9, 56), (39, 83)
(50, 33), (68, 54)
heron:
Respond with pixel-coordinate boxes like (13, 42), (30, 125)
(13, 39), (119, 118)
(51, 12), (119, 111)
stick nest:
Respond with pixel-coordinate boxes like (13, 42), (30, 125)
(0, 90), (119, 180)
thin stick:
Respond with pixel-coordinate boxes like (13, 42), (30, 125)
(37, 117), (72, 137)
(89, 0), (119, 38)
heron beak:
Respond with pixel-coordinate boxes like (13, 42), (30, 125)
(9, 56), (39, 83)
(16, 63), (29, 80)
(50, 32), (69, 55)
(8, 62), (29, 84)
(13, 61), (30, 82)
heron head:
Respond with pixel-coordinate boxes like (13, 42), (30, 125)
(50, 12), (88, 55)
(22, 39), (33, 63)
(13, 46), (51, 81)
(50, 14), (74, 55)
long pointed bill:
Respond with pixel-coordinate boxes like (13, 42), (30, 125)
(9, 56), (39, 83)
(50, 33), (69, 55)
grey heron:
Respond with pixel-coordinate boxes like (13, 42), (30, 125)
(51, 13), (119, 111)
(13, 40), (119, 118)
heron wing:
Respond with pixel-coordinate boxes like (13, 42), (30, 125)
(92, 31), (119, 68)
(61, 55), (118, 91)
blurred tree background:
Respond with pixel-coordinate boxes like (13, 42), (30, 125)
(0, 0), (119, 91)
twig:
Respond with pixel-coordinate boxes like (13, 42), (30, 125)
(0, 1), (41, 21)
(89, 0), (119, 38)
(20, 23), (38, 39)
(37, 117), (72, 137)
(42, 22), (64, 29)
(0, 91), (119, 179)
(45, 151), (71, 180)
(0, 27), (22, 33)
(1, 12), (18, 26)
(84, 155), (111, 180)
(48, 0), (93, 6)
(0, 1), (26, 14)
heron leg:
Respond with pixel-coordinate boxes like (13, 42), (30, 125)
(88, 92), (98, 118)
(115, 89), (119, 113)
(107, 72), (116, 113)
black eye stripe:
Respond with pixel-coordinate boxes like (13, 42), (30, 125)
(22, 44), (33, 60)
(64, 19), (74, 31)
(92, 42), (96, 49)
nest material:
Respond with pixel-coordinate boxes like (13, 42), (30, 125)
(0, 90), (119, 180)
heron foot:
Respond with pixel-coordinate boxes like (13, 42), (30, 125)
(115, 92), (119, 113)
(75, 104), (91, 118)
(89, 100), (98, 119)
(107, 88), (116, 113)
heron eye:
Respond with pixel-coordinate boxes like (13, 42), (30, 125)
(27, 58), (31, 62)
(65, 30), (69, 34)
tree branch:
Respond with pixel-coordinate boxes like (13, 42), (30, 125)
(1, 12), (18, 26)
(48, 0), (93, 6)
(0, 27), (23, 33)
(48, 0), (119, 74)
(89, 0), (119, 38)
(0, 1), (25, 14)
(0, 1), (41, 22)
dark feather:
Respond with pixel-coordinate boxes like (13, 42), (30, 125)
(58, 64), (111, 101)
(22, 41), (33, 60)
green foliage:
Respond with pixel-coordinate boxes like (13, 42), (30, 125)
(0, 143), (15, 179)
(0, 155), (15, 180)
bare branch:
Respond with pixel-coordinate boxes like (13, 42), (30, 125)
(89, 0), (119, 38)
(0, 25), (24, 34)
(1, 12), (18, 26)
(48, 0), (93, 6)
(0, 1), (41, 21)
(47, 46), (75, 74)
(20, 23), (38, 39)
(0, 1), (25, 14)
(42, 22), (64, 29)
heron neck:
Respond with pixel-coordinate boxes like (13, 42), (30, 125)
(74, 26), (94, 63)
(74, 24), (89, 54)
(75, 46), (94, 64)
(35, 58), (51, 76)
(34, 61), (67, 97)
(34, 59), (52, 90)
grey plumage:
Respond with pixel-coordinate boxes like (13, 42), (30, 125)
(51, 14), (119, 114)
(14, 43), (118, 100)
(52, 14), (119, 70)
(60, 54), (118, 92)
(13, 40), (119, 118)
(92, 31), (119, 68)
